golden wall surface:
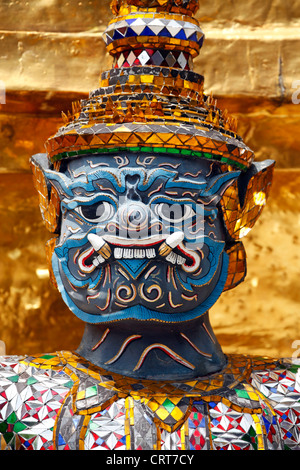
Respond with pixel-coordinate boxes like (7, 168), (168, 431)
(0, 0), (299, 359)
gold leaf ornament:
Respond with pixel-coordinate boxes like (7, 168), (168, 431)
(220, 162), (275, 241)
(31, 157), (61, 234)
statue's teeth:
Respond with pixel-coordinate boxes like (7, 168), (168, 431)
(113, 247), (184, 264)
(114, 248), (123, 259)
(134, 249), (145, 259)
(114, 248), (156, 259)
(177, 255), (185, 265)
(165, 252), (186, 265)
(166, 252), (177, 264)
(92, 254), (106, 266)
(123, 249), (134, 259)
(146, 248), (156, 258)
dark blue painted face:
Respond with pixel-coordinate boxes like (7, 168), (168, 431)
(45, 153), (240, 324)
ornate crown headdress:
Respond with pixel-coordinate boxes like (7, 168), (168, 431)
(44, 0), (254, 170)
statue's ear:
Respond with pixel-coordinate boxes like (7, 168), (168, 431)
(220, 159), (275, 240)
(30, 153), (61, 234)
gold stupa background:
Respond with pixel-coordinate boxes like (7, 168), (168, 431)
(0, 0), (299, 358)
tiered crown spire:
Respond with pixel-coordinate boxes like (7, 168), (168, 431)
(45, 0), (254, 170)
(104, 0), (204, 70)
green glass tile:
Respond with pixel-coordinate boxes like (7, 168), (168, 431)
(85, 385), (98, 398)
(234, 388), (250, 399)
(27, 377), (38, 385)
(7, 412), (17, 424)
(289, 365), (300, 374)
(40, 355), (57, 360)
(0, 422), (7, 434)
(64, 380), (74, 389)
(7, 375), (19, 383)
(242, 431), (257, 450)
(3, 432), (13, 444)
(13, 421), (27, 433)
(203, 152), (212, 159)
(235, 162), (245, 170)
(162, 398), (175, 412)
(89, 422), (100, 431)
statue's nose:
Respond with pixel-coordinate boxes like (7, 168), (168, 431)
(104, 200), (163, 238)
(127, 206), (147, 226)
(118, 204), (149, 234)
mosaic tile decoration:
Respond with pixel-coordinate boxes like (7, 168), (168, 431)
(104, 13), (205, 58)
(114, 48), (193, 69)
(223, 241), (247, 292)
(220, 161), (275, 240)
(104, 14), (205, 45)
(0, 351), (300, 450)
(83, 401), (127, 450)
(31, 156), (61, 234)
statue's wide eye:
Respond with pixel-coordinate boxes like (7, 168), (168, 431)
(76, 201), (115, 223)
(154, 203), (195, 223)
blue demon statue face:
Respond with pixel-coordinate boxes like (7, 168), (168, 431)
(36, 153), (241, 324)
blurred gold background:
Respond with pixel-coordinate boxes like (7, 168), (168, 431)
(0, 0), (299, 359)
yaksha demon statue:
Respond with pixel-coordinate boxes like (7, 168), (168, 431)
(0, 0), (298, 451)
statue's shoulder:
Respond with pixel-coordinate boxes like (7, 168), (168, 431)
(0, 351), (67, 376)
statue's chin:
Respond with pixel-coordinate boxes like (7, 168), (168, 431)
(53, 251), (229, 324)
